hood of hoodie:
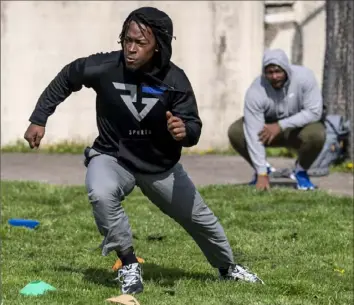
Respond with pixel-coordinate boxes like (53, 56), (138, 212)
(123, 7), (174, 79)
(262, 48), (292, 86)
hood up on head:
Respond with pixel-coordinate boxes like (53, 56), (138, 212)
(121, 6), (175, 80)
(262, 48), (292, 82)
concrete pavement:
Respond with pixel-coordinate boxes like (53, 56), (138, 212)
(1, 153), (353, 197)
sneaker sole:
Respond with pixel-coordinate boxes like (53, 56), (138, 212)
(122, 286), (144, 295)
(220, 275), (265, 284)
(296, 185), (317, 190)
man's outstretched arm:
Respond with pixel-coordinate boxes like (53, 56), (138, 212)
(243, 91), (267, 174)
(29, 56), (96, 127)
(25, 54), (101, 148)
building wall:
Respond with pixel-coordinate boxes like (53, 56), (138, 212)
(299, 1), (326, 88)
(1, 1), (326, 151)
(1, 1), (265, 150)
(265, 1), (326, 88)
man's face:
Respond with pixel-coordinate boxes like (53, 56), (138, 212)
(264, 64), (287, 89)
(123, 20), (157, 71)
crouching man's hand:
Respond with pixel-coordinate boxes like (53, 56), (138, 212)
(166, 111), (186, 141)
(256, 174), (270, 191)
(258, 123), (281, 145)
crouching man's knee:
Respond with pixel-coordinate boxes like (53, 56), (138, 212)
(300, 122), (326, 149)
(227, 118), (245, 151)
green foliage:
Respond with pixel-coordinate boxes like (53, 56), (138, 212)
(1, 140), (88, 154)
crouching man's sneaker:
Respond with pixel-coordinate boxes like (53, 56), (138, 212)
(219, 264), (264, 284)
(115, 263), (144, 294)
(294, 170), (317, 190)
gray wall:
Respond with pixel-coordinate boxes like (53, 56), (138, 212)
(1, 1), (265, 150)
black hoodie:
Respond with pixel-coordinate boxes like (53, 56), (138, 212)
(28, 7), (202, 174)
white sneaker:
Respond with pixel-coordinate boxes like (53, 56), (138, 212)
(115, 263), (144, 294)
(219, 264), (264, 284)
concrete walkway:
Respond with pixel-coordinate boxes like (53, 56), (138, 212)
(1, 153), (353, 197)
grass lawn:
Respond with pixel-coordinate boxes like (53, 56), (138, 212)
(1, 181), (353, 305)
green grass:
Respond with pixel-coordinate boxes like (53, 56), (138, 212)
(330, 161), (354, 174)
(0, 140), (89, 154)
(1, 181), (353, 305)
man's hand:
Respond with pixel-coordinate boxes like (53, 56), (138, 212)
(256, 175), (270, 191)
(166, 111), (186, 141)
(24, 123), (45, 149)
(258, 123), (281, 145)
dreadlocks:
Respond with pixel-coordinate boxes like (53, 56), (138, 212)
(119, 12), (175, 46)
(119, 9), (175, 46)
(118, 7), (176, 77)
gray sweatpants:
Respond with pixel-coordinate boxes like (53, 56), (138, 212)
(84, 148), (234, 269)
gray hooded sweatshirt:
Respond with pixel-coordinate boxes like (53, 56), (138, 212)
(243, 49), (323, 174)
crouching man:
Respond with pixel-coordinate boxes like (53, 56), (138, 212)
(228, 49), (325, 191)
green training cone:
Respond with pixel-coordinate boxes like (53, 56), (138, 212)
(20, 280), (56, 296)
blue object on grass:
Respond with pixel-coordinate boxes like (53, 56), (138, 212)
(8, 219), (40, 229)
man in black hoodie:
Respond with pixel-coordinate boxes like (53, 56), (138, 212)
(24, 7), (264, 294)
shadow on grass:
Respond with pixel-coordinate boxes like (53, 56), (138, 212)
(55, 262), (215, 288)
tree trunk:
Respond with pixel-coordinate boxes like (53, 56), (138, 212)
(322, 0), (354, 160)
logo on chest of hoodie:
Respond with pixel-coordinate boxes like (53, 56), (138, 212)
(112, 82), (167, 122)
